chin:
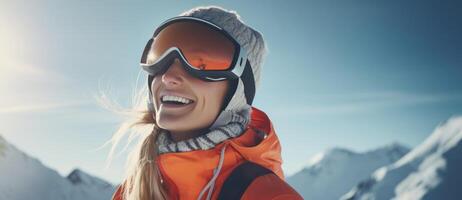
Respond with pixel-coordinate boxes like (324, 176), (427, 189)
(157, 119), (186, 131)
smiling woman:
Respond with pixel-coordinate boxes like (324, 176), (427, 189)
(150, 58), (229, 141)
(106, 5), (302, 200)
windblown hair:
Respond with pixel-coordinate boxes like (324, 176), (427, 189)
(102, 82), (168, 200)
(102, 5), (267, 200)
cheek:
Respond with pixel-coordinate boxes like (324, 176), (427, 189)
(216, 82), (229, 104)
(201, 81), (228, 108)
(151, 77), (161, 105)
(151, 76), (161, 89)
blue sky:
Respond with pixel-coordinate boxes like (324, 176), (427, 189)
(1, 0), (461, 184)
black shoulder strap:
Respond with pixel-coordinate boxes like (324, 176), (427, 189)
(218, 161), (274, 200)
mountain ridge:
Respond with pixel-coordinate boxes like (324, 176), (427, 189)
(287, 142), (410, 200)
(341, 116), (462, 200)
(0, 133), (116, 200)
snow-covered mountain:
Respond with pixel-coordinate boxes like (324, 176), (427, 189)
(341, 116), (462, 200)
(0, 135), (115, 200)
(287, 143), (410, 200)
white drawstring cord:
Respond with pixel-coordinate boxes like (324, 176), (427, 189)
(197, 144), (228, 200)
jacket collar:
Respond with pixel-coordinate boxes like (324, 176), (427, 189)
(156, 106), (283, 199)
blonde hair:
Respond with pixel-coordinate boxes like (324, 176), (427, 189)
(99, 77), (168, 200)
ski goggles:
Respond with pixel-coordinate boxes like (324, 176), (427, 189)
(140, 16), (251, 82)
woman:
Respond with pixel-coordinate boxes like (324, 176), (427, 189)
(110, 5), (303, 200)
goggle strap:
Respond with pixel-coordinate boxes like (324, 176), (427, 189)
(241, 60), (256, 105)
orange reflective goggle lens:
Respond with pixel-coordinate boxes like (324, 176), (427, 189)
(147, 20), (237, 71)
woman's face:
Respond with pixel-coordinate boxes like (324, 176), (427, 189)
(151, 58), (228, 140)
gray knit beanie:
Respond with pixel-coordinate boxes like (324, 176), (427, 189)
(178, 6), (268, 130)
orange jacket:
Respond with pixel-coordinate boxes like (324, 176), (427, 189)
(112, 106), (303, 200)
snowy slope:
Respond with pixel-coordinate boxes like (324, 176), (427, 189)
(287, 143), (410, 200)
(341, 116), (462, 200)
(0, 135), (115, 200)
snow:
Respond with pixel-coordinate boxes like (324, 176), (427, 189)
(3, 115), (462, 200)
(287, 142), (410, 200)
(0, 134), (116, 200)
(341, 116), (462, 200)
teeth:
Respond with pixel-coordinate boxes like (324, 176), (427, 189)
(162, 95), (192, 104)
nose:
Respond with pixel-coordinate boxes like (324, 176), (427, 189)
(161, 58), (187, 86)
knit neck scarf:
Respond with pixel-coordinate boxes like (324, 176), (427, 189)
(156, 105), (252, 154)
